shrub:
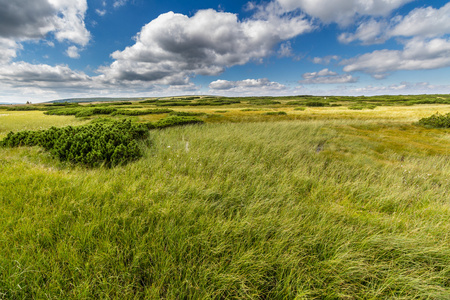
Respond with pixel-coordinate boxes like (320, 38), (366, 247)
(348, 104), (377, 110)
(417, 112), (450, 128)
(155, 102), (193, 107)
(1, 120), (148, 167)
(169, 111), (206, 116)
(250, 100), (281, 105)
(264, 111), (287, 115)
(150, 116), (204, 129)
(44, 107), (117, 118)
(113, 108), (173, 116)
(6, 106), (41, 111)
(305, 101), (327, 107)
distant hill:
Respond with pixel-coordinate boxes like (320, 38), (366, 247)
(47, 97), (148, 103)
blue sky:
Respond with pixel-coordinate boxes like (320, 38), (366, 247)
(1, 0), (449, 103)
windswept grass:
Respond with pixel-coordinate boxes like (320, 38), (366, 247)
(0, 100), (449, 298)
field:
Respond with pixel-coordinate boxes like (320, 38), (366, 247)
(1, 95), (450, 299)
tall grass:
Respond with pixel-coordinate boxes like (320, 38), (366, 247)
(1, 117), (449, 298)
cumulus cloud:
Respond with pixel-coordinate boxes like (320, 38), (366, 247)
(275, 0), (413, 25)
(339, 3), (450, 45)
(0, 62), (91, 88)
(65, 45), (81, 59)
(209, 78), (287, 93)
(312, 55), (339, 65)
(389, 3), (450, 38)
(113, 0), (128, 9)
(99, 9), (312, 84)
(96, 9), (107, 16)
(0, 37), (21, 63)
(300, 68), (357, 84)
(338, 19), (387, 44)
(278, 42), (294, 57)
(338, 3), (450, 78)
(342, 38), (450, 76)
(348, 82), (450, 95)
(0, 0), (90, 46)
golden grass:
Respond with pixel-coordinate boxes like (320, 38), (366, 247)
(0, 110), (89, 139)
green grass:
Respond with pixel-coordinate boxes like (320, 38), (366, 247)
(0, 100), (450, 298)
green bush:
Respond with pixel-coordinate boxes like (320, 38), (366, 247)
(264, 111), (287, 115)
(348, 104), (377, 110)
(155, 102), (193, 107)
(250, 100), (281, 105)
(169, 111), (206, 116)
(1, 120), (148, 167)
(113, 108), (173, 116)
(306, 101), (327, 107)
(149, 116), (204, 129)
(6, 106), (41, 111)
(44, 107), (117, 118)
(418, 112), (450, 128)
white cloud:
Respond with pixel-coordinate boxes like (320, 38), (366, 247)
(100, 9), (312, 84)
(338, 19), (387, 44)
(275, 0), (413, 25)
(312, 55), (339, 65)
(337, 3), (450, 78)
(0, 62), (91, 87)
(209, 78), (287, 92)
(389, 3), (450, 38)
(0, 0), (90, 47)
(339, 3), (450, 45)
(50, 0), (90, 46)
(0, 37), (21, 63)
(113, 0), (128, 9)
(347, 82), (450, 95)
(342, 38), (450, 75)
(300, 68), (357, 84)
(278, 42), (294, 57)
(65, 45), (81, 58)
(96, 9), (107, 16)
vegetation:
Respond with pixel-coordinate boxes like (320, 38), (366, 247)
(112, 108), (173, 116)
(1, 120), (148, 167)
(150, 115), (204, 129)
(169, 111), (206, 117)
(6, 106), (42, 111)
(44, 107), (118, 118)
(0, 95), (449, 299)
(348, 104), (377, 110)
(418, 112), (450, 128)
(263, 111), (287, 115)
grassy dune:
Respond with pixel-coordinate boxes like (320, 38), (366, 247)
(0, 102), (449, 298)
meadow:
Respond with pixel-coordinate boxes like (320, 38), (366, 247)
(0, 95), (449, 299)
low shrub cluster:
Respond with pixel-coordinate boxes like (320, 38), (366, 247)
(169, 111), (206, 116)
(197, 98), (241, 105)
(264, 111), (287, 115)
(6, 106), (42, 111)
(305, 101), (328, 107)
(250, 99), (281, 105)
(1, 116), (204, 166)
(44, 107), (117, 118)
(112, 108), (173, 116)
(418, 112), (450, 128)
(154, 101), (193, 107)
(1, 120), (148, 167)
(149, 116), (204, 129)
(348, 104), (377, 110)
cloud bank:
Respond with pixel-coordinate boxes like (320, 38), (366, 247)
(99, 9), (312, 85)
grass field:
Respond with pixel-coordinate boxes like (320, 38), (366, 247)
(0, 97), (449, 299)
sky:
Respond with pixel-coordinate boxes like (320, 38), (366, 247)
(1, 0), (450, 103)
